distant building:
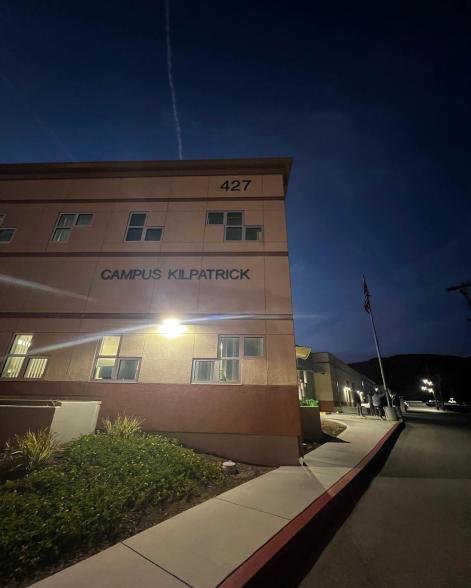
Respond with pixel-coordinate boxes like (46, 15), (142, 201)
(0, 158), (301, 466)
(297, 347), (377, 411)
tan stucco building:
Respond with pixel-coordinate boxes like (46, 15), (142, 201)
(0, 158), (301, 465)
(297, 348), (377, 411)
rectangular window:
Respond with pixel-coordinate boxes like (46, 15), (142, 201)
(51, 213), (94, 243)
(207, 212), (224, 225)
(225, 226), (243, 241)
(0, 213), (5, 226)
(207, 210), (263, 242)
(226, 212), (243, 226)
(219, 336), (240, 383)
(244, 226), (263, 241)
(1, 334), (47, 379)
(0, 228), (15, 243)
(244, 337), (264, 357)
(93, 335), (140, 381)
(24, 357), (48, 379)
(125, 212), (162, 242)
(192, 359), (218, 383)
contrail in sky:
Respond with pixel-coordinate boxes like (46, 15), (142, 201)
(0, 73), (76, 162)
(165, 0), (183, 160)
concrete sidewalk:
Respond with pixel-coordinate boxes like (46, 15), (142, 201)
(32, 416), (400, 588)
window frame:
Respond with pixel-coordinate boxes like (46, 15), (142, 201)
(124, 212), (163, 243)
(0, 227), (16, 243)
(243, 336), (265, 358)
(92, 335), (141, 382)
(24, 356), (49, 379)
(50, 212), (94, 243)
(0, 334), (48, 380)
(205, 211), (262, 242)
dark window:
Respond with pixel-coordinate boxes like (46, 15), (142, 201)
(125, 213), (163, 242)
(226, 212), (243, 226)
(76, 214), (93, 226)
(225, 227), (243, 241)
(129, 213), (147, 227)
(144, 228), (163, 241)
(0, 229), (15, 243)
(244, 227), (263, 241)
(126, 227), (143, 241)
(207, 212), (224, 225)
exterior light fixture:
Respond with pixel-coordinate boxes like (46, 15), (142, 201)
(159, 318), (186, 337)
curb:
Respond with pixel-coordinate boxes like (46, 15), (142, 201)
(218, 420), (404, 588)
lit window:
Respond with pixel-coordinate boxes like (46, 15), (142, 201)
(93, 335), (140, 381)
(244, 337), (264, 357)
(192, 360), (218, 383)
(191, 336), (265, 384)
(125, 212), (162, 242)
(24, 357), (48, 379)
(219, 336), (240, 382)
(0, 228), (15, 243)
(51, 213), (94, 242)
(1, 334), (48, 379)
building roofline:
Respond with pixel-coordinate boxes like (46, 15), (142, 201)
(0, 157), (292, 187)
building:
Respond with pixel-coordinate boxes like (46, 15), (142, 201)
(0, 158), (301, 465)
(297, 347), (377, 411)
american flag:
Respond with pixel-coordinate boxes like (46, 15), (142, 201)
(363, 278), (371, 314)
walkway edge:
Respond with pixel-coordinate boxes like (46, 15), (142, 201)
(218, 420), (403, 587)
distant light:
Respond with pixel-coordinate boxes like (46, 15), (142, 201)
(159, 318), (186, 337)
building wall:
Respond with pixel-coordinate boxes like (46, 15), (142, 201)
(296, 351), (377, 411)
(0, 159), (300, 465)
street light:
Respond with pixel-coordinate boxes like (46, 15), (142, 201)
(420, 378), (438, 410)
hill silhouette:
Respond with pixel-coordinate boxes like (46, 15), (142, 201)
(350, 354), (471, 404)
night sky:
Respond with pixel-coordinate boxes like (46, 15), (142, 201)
(1, 1), (470, 362)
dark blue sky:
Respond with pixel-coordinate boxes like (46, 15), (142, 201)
(1, 1), (470, 362)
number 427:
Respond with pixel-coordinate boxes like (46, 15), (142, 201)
(219, 179), (251, 192)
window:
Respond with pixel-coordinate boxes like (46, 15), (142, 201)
(244, 337), (264, 357)
(0, 228), (15, 243)
(244, 226), (263, 241)
(1, 334), (48, 379)
(191, 336), (265, 384)
(207, 212), (224, 225)
(51, 213), (94, 243)
(125, 212), (162, 242)
(0, 213), (5, 225)
(93, 335), (140, 381)
(192, 360), (218, 383)
(24, 357), (48, 379)
(219, 336), (240, 382)
(206, 211), (262, 241)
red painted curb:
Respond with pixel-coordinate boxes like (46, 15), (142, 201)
(218, 421), (402, 588)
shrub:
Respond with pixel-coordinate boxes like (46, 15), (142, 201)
(0, 432), (224, 581)
(300, 399), (319, 407)
(102, 414), (143, 437)
(2, 429), (59, 473)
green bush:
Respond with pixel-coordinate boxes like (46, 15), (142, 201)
(0, 432), (224, 581)
(102, 414), (143, 437)
(300, 399), (319, 407)
(2, 429), (59, 473)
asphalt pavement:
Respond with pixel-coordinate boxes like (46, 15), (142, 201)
(298, 412), (471, 588)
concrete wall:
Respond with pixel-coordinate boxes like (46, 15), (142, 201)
(0, 400), (101, 446)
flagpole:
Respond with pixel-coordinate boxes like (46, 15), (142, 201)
(363, 276), (391, 407)
(368, 306), (391, 407)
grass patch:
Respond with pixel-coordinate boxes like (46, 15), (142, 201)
(0, 432), (225, 583)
